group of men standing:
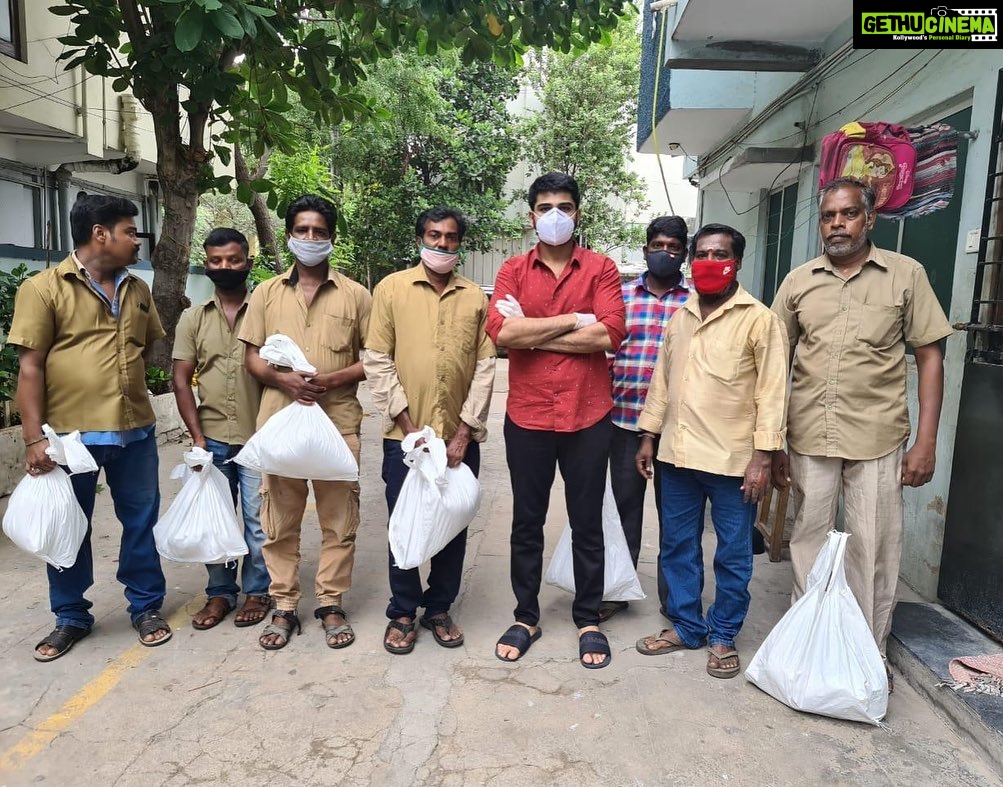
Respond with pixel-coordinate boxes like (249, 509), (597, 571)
(11, 173), (950, 685)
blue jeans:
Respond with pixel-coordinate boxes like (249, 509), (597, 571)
(383, 439), (480, 620)
(203, 438), (269, 606)
(658, 462), (756, 649)
(49, 431), (164, 629)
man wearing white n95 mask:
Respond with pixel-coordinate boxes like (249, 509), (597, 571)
(239, 194), (372, 652)
(486, 171), (626, 670)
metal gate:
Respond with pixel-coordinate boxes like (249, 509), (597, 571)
(938, 68), (1003, 641)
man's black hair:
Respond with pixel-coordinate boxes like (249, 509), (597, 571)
(70, 195), (138, 247)
(285, 194), (338, 236)
(527, 172), (580, 210)
(415, 207), (467, 241)
(646, 215), (688, 245)
(203, 227), (250, 258)
(689, 223), (746, 260)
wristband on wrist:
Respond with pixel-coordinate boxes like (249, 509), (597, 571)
(639, 431), (658, 440)
(24, 436), (48, 447)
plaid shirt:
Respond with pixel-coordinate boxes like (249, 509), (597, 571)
(611, 273), (690, 430)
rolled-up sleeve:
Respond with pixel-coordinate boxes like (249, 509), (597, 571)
(361, 348), (409, 433)
(459, 357), (496, 441)
(752, 312), (789, 451)
(636, 336), (670, 436)
(595, 259), (626, 352)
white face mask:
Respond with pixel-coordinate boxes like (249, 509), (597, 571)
(287, 237), (332, 267)
(534, 207), (576, 246)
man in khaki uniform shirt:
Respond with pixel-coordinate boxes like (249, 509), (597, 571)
(239, 195), (372, 651)
(772, 178), (953, 670)
(634, 223), (788, 679)
(363, 207), (495, 655)
(9, 195), (171, 661)
(173, 228), (269, 631)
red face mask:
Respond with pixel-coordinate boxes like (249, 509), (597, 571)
(691, 259), (738, 296)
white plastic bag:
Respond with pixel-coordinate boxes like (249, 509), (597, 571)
(258, 333), (317, 375)
(233, 402), (358, 481)
(389, 426), (481, 570)
(544, 477), (646, 602)
(745, 530), (888, 725)
(2, 425), (98, 568)
(234, 334), (358, 481)
(153, 447), (249, 564)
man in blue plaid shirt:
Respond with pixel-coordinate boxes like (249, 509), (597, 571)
(603, 216), (690, 622)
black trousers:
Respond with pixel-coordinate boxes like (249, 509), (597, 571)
(504, 414), (611, 628)
(383, 439), (480, 620)
(609, 424), (668, 612)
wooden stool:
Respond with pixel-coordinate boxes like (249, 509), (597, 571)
(755, 484), (790, 562)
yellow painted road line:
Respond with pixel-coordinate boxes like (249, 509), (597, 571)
(0, 603), (192, 774)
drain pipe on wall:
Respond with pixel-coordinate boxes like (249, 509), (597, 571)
(50, 94), (143, 250)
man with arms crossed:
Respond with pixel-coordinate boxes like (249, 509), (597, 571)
(487, 171), (626, 670)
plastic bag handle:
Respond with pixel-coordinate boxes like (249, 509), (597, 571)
(822, 532), (850, 595)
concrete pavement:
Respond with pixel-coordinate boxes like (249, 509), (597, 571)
(0, 360), (999, 786)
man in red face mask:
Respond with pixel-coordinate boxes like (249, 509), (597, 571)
(634, 223), (789, 680)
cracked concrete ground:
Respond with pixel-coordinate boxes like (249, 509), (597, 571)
(0, 361), (999, 786)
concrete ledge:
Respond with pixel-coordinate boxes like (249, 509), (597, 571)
(888, 601), (1003, 775)
(0, 392), (184, 498)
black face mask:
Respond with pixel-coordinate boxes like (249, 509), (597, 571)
(205, 267), (250, 291)
(646, 249), (685, 280)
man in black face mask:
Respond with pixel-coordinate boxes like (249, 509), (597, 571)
(603, 216), (690, 622)
(172, 228), (271, 631)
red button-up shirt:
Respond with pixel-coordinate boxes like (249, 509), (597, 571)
(486, 244), (626, 432)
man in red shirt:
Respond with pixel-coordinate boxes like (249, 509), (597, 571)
(486, 172), (626, 669)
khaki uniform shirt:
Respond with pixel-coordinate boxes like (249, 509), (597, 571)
(772, 245), (953, 460)
(636, 285), (789, 478)
(363, 265), (496, 442)
(238, 266), (371, 435)
(7, 255), (165, 433)
(173, 294), (261, 445)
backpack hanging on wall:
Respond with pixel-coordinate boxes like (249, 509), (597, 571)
(818, 121), (917, 211)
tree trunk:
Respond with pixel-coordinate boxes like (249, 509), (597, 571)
(234, 145), (281, 271)
(147, 148), (200, 372)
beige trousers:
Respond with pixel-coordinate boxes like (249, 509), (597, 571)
(788, 443), (905, 654)
(260, 434), (361, 612)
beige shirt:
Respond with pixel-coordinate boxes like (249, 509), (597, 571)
(173, 294), (261, 445)
(238, 266), (372, 436)
(636, 285), (789, 477)
(7, 255), (165, 433)
(772, 245), (953, 460)
(363, 264), (496, 441)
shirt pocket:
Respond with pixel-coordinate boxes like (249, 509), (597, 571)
(857, 303), (902, 349)
(700, 338), (742, 383)
(321, 314), (357, 368)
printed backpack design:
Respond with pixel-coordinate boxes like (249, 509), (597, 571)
(818, 121), (916, 211)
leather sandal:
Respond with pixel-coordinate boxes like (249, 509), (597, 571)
(34, 624), (91, 663)
(419, 613), (464, 648)
(234, 595), (272, 628)
(315, 605), (355, 649)
(191, 597), (233, 631)
(384, 619), (416, 655)
(259, 610), (301, 651)
(133, 610), (172, 647)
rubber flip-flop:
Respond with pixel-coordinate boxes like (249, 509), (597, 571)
(635, 629), (687, 656)
(706, 648), (741, 679)
(419, 614), (464, 648)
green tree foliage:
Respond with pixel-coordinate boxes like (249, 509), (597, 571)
(0, 264), (37, 409)
(520, 11), (647, 253)
(51, 0), (629, 366)
(330, 51), (523, 286)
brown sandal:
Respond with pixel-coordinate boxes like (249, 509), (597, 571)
(192, 597), (233, 631)
(384, 619), (416, 655)
(706, 648), (741, 679)
(234, 595), (272, 627)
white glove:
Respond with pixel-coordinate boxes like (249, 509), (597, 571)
(495, 294), (525, 319)
(573, 313), (597, 330)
